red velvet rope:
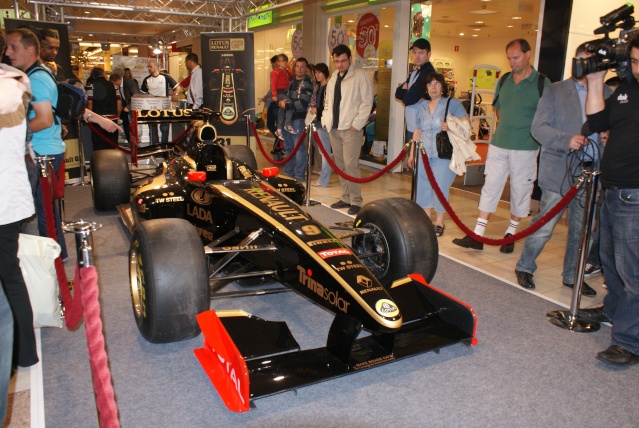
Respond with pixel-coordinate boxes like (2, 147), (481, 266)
(80, 266), (121, 427)
(40, 175), (83, 328)
(49, 160), (66, 200)
(249, 120), (307, 166)
(419, 152), (581, 246)
(312, 129), (407, 183)
(87, 122), (189, 154)
(87, 122), (131, 154)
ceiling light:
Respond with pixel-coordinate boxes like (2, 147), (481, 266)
(475, 21), (484, 25)
(347, 20), (354, 23)
(506, 25), (514, 28)
(459, 32), (464, 36)
(469, 9), (497, 15)
(384, 25), (389, 28)
(84, 11), (90, 14)
(472, 34), (478, 37)
(512, 16), (522, 20)
(473, 28), (481, 31)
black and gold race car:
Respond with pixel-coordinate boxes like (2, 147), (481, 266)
(90, 109), (477, 412)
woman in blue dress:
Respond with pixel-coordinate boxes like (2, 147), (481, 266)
(408, 72), (469, 237)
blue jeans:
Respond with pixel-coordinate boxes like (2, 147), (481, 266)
(516, 187), (586, 284)
(415, 154), (456, 213)
(314, 123), (332, 187)
(601, 187), (639, 355)
(0, 284), (14, 422)
(149, 123), (169, 145)
(34, 152), (68, 260)
(282, 118), (307, 182)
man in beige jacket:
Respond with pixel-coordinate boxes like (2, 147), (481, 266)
(322, 44), (374, 215)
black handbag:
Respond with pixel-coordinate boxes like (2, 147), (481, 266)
(435, 98), (453, 160)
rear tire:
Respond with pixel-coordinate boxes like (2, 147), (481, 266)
(130, 218), (210, 343)
(223, 145), (258, 170)
(90, 150), (130, 211)
(352, 198), (438, 287)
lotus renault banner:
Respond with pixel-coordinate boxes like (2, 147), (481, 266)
(201, 32), (255, 136)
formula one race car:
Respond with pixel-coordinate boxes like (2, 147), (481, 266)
(90, 109), (477, 412)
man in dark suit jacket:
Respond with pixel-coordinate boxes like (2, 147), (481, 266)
(116, 68), (141, 142)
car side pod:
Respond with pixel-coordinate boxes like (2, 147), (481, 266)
(195, 274), (477, 412)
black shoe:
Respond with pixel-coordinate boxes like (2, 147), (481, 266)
(347, 205), (361, 215)
(330, 200), (351, 209)
(500, 233), (514, 253)
(515, 270), (535, 289)
(434, 224), (445, 237)
(577, 305), (609, 323)
(563, 281), (597, 297)
(596, 345), (639, 366)
(452, 235), (483, 250)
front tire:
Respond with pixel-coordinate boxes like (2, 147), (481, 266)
(352, 198), (438, 287)
(90, 150), (130, 211)
(130, 218), (210, 343)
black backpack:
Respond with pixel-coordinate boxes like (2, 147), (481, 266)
(492, 71), (547, 106)
(27, 65), (88, 122)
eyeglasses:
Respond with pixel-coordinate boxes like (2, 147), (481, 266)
(427, 81), (442, 87)
(333, 58), (349, 64)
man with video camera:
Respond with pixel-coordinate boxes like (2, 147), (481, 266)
(583, 33), (639, 367)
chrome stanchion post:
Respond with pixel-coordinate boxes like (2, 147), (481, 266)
(244, 114), (251, 147)
(410, 139), (421, 202)
(303, 123), (314, 206)
(62, 220), (102, 269)
(77, 119), (88, 185)
(547, 171), (601, 332)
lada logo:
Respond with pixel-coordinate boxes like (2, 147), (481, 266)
(297, 266), (350, 313)
(191, 188), (213, 205)
(375, 299), (399, 318)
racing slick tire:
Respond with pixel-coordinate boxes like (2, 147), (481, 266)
(352, 197), (438, 287)
(90, 150), (130, 211)
(222, 144), (258, 170)
(130, 218), (210, 343)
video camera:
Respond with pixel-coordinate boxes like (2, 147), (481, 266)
(572, 3), (639, 80)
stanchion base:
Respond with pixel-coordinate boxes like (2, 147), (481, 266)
(546, 310), (601, 332)
(303, 199), (321, 206)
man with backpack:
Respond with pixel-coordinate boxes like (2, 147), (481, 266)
(5, 27), (69, 261)
(453, 38), (550, 253)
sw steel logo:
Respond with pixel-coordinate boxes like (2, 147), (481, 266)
(191, 188), (213, 205)
(375, 299), (399, 318)
(297, 266), (350, 313)
(317, 248), (352, 259)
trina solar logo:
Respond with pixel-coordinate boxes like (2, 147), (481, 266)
(297, 266), (350, 313)
(317, 248), (352, 259)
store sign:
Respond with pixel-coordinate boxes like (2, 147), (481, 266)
(410, 3), (432, 42)
(355, 12), (379, 68)
(328, 21), (347, 52)
(291, 26), (303, 59)
(248, 11), (273, 28)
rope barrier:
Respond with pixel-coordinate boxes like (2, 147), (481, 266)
(40, 175), (83, 328)
(250, 120), (307, 166)
(41, 172), (121, 425)
(88, 122), (189, 155)
(419, 151), (582, 246)
(49, 161), (65, 200)
(312, 129), (408, 183)
(87, 122), (131, 154)
(80, 265), (121, 428)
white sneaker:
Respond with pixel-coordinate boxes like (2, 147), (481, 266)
(584, 263), (602, 277)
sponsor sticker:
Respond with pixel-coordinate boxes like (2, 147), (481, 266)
(297, 266), (350, 313)
(317, 248), (352, 259)
(375, 299), (399, 318)
(191, 188), (213, 205)
(357, 275), (372, 287)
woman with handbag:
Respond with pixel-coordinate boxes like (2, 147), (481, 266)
(407, 72), (468, 237)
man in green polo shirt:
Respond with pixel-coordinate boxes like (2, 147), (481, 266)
(453, 38), (550, 252)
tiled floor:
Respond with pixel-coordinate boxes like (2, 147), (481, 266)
(3, 138), (606, 427)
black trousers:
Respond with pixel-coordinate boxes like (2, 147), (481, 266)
(0, 221), (39, 367)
